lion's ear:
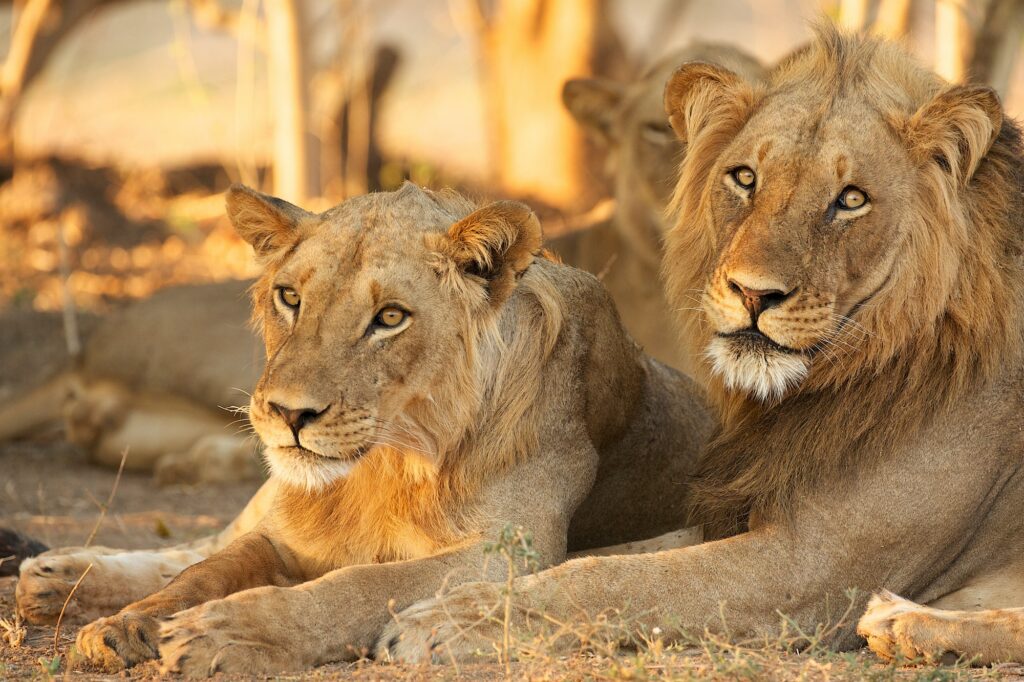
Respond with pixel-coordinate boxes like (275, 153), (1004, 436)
(900, 84), (1002, 187)
(225, 184), (313, 256)
(444, 201), (543, 306)
(664, 61), (751, 143)
(562, 77), (625, 146)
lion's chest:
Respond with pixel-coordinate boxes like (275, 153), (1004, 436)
(273, 456), (467, 577)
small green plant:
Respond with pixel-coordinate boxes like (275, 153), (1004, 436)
(36, 654), (60, 679)
(483, 524), (540, 675)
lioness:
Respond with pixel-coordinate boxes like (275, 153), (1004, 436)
(24, 183), (711, 673)
(379, 25), (1024, 662)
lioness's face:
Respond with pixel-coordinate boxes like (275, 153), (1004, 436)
(252, 212), (456, 488)
(227, 184), (541, 489)
(698, 96), (915, 401)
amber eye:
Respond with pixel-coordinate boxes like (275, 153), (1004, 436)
(278, 287), (301, 309)
(837, 186), (868, 210)
(731, 166), (756, 189)
(375, 307), (407, 328)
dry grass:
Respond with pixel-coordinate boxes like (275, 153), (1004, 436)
(376, 527), (1011, 682)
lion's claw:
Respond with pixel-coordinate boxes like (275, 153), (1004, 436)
(76, 611), (160, 670)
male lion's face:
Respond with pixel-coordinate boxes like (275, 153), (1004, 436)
(698, 97), (914, 401)
(226, 184), (541, 489)
(665, 40), (1002, 404)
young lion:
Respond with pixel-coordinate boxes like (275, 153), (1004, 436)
(380, 26), (1024, 662)
(54, 183), (711, 674)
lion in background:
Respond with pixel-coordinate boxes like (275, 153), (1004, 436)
(379, 25), (1024, 665)
(17, 182), (712, 675)
(0, 43), (762, 487)
(561, 42), (765, 372)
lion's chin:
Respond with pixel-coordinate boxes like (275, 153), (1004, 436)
(263, 445), (366, 491)
(705, 335), (809, 403)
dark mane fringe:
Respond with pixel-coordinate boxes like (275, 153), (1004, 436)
(675, 28), (1024, 538)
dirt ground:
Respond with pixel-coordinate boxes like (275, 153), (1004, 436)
(1, 438), (1022, 680)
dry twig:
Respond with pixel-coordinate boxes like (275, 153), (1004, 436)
(52, 563), (92, 655)
(83, 447), (128, 548)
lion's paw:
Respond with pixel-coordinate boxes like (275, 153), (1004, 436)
(17, 554), (107, 625)
(76, 611), (160, 670)
(158, 594), (303, 677)
(378, 582), (504, 664)
(17, 550), (162, 625)
(155, 434), (261, 486)
(858, 591), (956, 664)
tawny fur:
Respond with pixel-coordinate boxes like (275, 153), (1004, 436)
(662, 27), (1024, 536)
(560, 43), (766, 371)
(378, 25), (1024, 665)
(55, 183), (711, 675)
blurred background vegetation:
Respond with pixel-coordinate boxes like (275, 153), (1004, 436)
(0, 0), (1021, 313)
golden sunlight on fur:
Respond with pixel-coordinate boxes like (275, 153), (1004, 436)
(40, 182), (712, 676)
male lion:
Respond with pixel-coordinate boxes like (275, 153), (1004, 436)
(28, 183), (711, 673)
(379, 26), (1024, 662)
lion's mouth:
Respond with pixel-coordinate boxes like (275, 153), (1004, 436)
(280, 444), (370, 463)
(718, 329), (802, 355)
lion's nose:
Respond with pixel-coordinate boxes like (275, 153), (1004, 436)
(727, 278), (792, 323)
(270, 402), (328, 437)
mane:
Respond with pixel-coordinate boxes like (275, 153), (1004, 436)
(414, 254), (565, 495)
(665, 25), (1024, 536)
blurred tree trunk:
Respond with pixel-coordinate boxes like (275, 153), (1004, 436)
(968, 0), (1024, 95)
(935, 0), (972, 82)
(468, 0), (613, 209)
(838, 0), (872, 31)
(333, 45), (400, 197)
(873, 0), (912, 39)
(264, 0), (315, 203)
(0, 0), (128, 162)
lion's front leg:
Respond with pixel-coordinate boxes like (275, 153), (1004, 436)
(18, 479), (274, 627)
(380, 566), (595, 664)
(154, 542), (494, 675)
(76, 530), (295, 671)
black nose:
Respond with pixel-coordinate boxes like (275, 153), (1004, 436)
(270, 403), (327, 437)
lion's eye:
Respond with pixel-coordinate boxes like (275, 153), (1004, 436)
(837, 186), (868, 210)
(278, 287), (301, 309)
(375, 307), (407, 328)
(730, 166), (757, 189)
(641, 121), (674, 144)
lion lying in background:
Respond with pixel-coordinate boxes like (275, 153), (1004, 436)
(17, 182), (712, 674)
(379, 25), (1024, 664)
(0, 42), (761, 486)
